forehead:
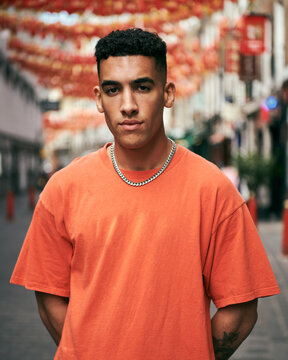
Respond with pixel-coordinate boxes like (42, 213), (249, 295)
(98, 55), (159, 82)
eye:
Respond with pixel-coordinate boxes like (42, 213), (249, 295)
(137, 85), (150, 92)
(104, 87), (119, 96)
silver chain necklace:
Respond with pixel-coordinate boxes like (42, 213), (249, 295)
(110, 138), (176, 187)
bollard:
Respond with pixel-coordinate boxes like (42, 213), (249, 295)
(6, 190), (14, 221)
(247, 194), (258, 226)
(282, 199), (288, 256)
(28, 186), (36, 210)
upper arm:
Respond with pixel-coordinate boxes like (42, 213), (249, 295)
(35, 291), (69, 312)
(11, 200), (72, 297)
(204, 204), (279, 308)
(35, 291), (69, 324)
(35, 291), (69, 345)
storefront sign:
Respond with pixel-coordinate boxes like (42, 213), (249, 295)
(240, 15), (267, 55)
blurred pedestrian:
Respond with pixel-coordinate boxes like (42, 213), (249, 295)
(269, 79), (288, 217)
(11, 28), (280, 360)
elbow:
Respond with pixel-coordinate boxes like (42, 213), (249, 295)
(215, 298), (259, 333)
(242, 298), (258, 333)
(35, 292), (51, 332)
(34, 291), (69, 345)
(249, 300), (258, 328)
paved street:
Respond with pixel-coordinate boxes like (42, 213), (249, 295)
(232, 221), (288, 360)
(1, 194), (288, 359)
(0, 194), (57, 360)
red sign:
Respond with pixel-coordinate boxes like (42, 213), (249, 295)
(240, 15), (267, 55)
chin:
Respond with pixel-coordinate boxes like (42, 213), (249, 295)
(117, 136), (149, 150)
(121, 142), (145, 151)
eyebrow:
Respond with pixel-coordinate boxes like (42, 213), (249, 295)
(101, 80), (119, 88)
(133, 77), (155, 85)
(101, 77), (155, 88)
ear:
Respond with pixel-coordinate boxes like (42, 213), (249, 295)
(93, 86), (104, 113)
(164, 82), (176, 108)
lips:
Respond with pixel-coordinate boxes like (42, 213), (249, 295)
(121, 120), (142, 125)
(120, 120), (143, 130)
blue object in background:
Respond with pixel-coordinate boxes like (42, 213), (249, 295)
(265, 96), (278, 110)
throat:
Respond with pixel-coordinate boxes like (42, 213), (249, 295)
(107, 145), (164, 171)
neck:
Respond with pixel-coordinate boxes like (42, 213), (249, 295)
(107, 136), (171, 171)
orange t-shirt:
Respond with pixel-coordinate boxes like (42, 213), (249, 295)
(11, 144), (280, 360)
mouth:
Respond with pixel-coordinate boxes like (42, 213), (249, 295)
(120, 120), (143, 130)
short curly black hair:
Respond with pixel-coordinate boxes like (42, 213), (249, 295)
(95, 28), (167, 80)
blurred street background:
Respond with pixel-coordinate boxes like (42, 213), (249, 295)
(1, 0), (288, 359)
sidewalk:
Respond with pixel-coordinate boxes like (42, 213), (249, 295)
(0, 195), (288, 359)
(0, 194), (57, 360)
(232, 221), (288, 360)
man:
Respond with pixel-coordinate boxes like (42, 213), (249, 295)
(11, 28), (279, 360)
(269, 79), (288, 217)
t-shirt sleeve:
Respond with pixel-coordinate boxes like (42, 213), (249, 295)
(10, 198), (72, 297)
(203, 203), (280, 308)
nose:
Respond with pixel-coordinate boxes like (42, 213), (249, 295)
(120, 88), (138, 116)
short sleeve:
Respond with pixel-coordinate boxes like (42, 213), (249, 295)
(203, 203), (280, 308)
(10, 199), (72, 297)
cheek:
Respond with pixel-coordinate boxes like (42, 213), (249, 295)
(146, 100), (165, 116)
(102, 97), (122, 114)
(101, 102), (116, 118)
(143, 94), (164, 109)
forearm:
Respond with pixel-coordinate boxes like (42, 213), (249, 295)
(211, 299), (258, 360)
(35, 291), (69, 345)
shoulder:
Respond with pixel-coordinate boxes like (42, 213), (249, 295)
(39, 146), (107, 212)
(177, 145), (237, 189)
(60, 148), (104, 176)
(176, 145), (245, 221)
(49, 146), (106, 185)
(176, 144), (218, 172)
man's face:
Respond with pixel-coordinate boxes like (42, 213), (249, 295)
(94, 55), (175, 150)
